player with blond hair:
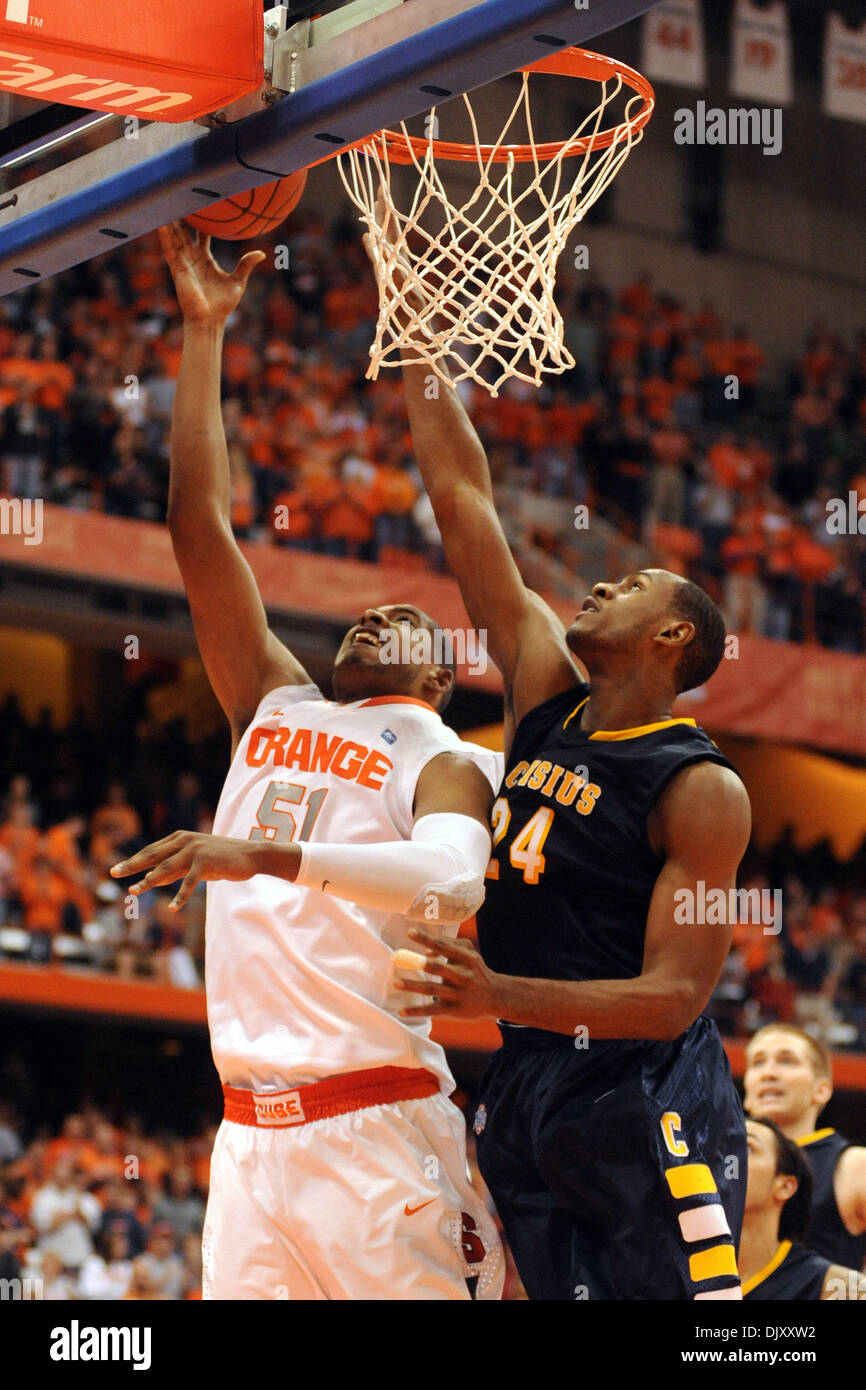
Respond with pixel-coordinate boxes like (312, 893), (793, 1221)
(744, 1024), (866, 1270)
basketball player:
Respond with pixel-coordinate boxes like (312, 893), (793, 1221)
(740, 1117), (865, 1299)
(367, 263), (752, 1298)
(112, 222), (504, 1300)
(744, 1024), (866, 1270)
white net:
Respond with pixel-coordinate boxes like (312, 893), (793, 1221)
(338, 56), (653, 397)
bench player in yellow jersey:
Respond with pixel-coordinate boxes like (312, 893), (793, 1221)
(741, 1117), (866, 1299)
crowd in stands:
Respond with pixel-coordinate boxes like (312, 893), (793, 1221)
(0, 693), (208, 985)
(1, 695), (865, 1050)
(1, 208), (865, 650)
(0, 1094), (526, 1299)
(713, 851), (866, 1053)
(0, 1103), (208, 1299)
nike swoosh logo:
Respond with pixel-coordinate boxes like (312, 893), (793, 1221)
(404, 1199), (436, 1216)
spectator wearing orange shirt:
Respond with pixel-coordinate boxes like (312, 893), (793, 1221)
(606, 310), (642, 373)
(848, 470), (866, 517)
(44, 1114), (98, 1174)
(374, 460), (418, 551)
(319, 453), (381, 560)
(0, 803), (41, 912)
(742, 435), (773, 493)
(643, 309), (672, 374)
(702, 332), (741, 425)
(264, 286), (297, 337)
(647, 415), (691, 528)
(798, 326), (836, 391)
(17, 853), (78, 961)
(228, 445), (256, 538)
(702, 335), (738, 379)
(614, 373), (640, 420)
(692, 299), (722, 339)
(692, 457), (735, 575)
(763, 503), (813, 642)
(640, 374), (679, 424)
(732, 326), (764, 413)
(0, 841), (13, 925)
(82, 1122), (128, 1187)
(618, 271), (654, 320)
(270, 483), (313, 549)
(544, 390), (596, 449)
(792, 387), (833, 466)
(323, 270), (378, 339)
(721, 511), (768, 634)
(240, 397), (277, 463)
(90, 783), (141, 874)
(672, 343), (704, 390)
(707, 431), (752, 491)
(42, 817), (94, 925)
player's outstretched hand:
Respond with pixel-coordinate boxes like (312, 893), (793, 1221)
(159, 220), (265, 325)
(110, 830), (271, 910)
(394, 928), (503, 1020)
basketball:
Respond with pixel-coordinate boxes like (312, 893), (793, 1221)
(185, 169), (307, 240)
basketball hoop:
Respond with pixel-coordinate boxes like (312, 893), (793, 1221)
(338, 48), (654, 397)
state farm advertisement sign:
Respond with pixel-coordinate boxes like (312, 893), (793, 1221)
(0, 0), (262, 120)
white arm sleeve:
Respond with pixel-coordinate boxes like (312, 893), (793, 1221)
(293, 813), (492, 926)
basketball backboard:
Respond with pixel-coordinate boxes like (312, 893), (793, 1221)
(0, 0), (666, 296)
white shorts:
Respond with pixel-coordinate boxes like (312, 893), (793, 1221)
(202, 1090), (504, 1300)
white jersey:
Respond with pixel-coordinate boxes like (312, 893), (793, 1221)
(207, 685), (502, 1095)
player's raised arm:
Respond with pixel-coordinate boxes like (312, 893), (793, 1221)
(397, 761), (752, 1036)
(363, 210), (577, 730)
(160, 221), (311, 748)
(401, 359), (577, 727)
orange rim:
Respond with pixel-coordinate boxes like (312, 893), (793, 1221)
(351, 47), (655, 167)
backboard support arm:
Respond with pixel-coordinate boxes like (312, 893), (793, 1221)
(0, 0), (664, 295)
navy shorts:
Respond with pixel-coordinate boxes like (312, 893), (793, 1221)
(474, 1015), (746, 1300)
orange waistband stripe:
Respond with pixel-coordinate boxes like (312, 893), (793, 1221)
(223, 1065), (440, 1129)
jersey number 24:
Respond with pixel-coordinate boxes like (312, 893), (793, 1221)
(485, 798), (554, 885)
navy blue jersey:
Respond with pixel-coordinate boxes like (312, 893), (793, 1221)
(798, 1129), (866, 1271)
(473, 686), (745, 1298)
(743, 1241), (829, 1300)
(478, 683), (736, 1003)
